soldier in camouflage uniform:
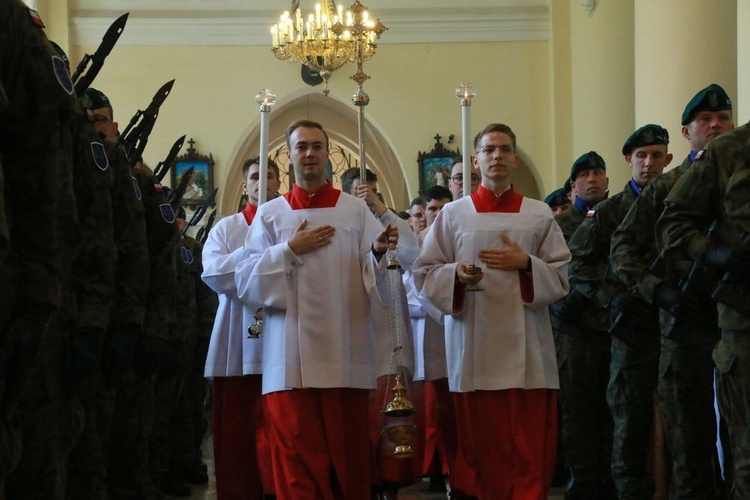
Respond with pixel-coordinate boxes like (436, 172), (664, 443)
(108, 158), (179, 500)
(148, 203), (191, 497)
(551, 152), (611, 499)
(174, 212), (216, 486)
(0, 83), (7, 273)
(156, 209), (216, 496)
(5, 46), (118, 500)
(657, 121), (750, 498)
(568, 126), (673, 500)
(81, 89), (178, 500)
(612, 85), (734, 499)
(0, 0), (78, 484)
(66, 89), (150, 500)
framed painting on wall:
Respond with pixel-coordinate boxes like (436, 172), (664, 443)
(417, 134), (460, 193)
(171, 138), (215, 207)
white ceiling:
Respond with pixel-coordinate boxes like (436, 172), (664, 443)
(69, 0), (551, 46)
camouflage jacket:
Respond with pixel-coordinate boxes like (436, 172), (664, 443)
(66, 103), (116, 333)
(106, 140), (149, 332)
(187, 235), (217, 340)
(657, 122), (750, 330)
(553, 202), (597, 332)
(555, 203), (586, 243)
(567, 183), (639, 331)
(611, 158), (690, 303)
(132, 167), (179, 339)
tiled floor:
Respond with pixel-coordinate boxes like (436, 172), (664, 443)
(182, 437), (566, 499)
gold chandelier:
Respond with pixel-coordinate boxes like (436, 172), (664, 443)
(271, 0), (387, 95)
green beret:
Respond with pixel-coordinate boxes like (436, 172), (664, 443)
(83, 87), (111, 111)
(544, 187), (567, 207)
(681, 84), (732, 125)
(563, 177), (572, 195)
(571, 151), (606, 180)
(622, 124), (669, 155)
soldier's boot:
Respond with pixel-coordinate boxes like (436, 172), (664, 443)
(564, 480), (601, 500)
(161, 469), (191, 497)
(428, 474), (447, 492)
(182, 458), (208, 485)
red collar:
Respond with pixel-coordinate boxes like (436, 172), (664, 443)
(470, 184), (523, 213)
(241, 202), (258, 225)
(283, 181), (341, 210)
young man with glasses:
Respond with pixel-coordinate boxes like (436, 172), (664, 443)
(408, 197), (426, 235)
(448, 156), (481, 201)
(413, 123), (570, 499)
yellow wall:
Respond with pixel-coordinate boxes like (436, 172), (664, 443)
(570, 0), (635, 190)
(52, 2), (744, 214)
(69, 40), (552, 212)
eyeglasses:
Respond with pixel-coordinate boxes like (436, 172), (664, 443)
(450, 174), (481, 184)
(476, 145), (513, 156)
(90, 115), (113, 124)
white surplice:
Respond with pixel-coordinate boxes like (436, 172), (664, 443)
(404, 270), (447, 382)
(201, 213), (263, 377)
(370, 209), (421, 378)
(412, 196), (570, 392)
(235, 194), (389, 395)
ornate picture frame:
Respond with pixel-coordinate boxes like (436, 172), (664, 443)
(417, 134), (460, 193)
(172, 138), (215, 208)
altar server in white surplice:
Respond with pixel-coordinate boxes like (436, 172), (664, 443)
(234, 119), (398, 500)
(201, 156), (280, 498)
(412, 123), (570, 500)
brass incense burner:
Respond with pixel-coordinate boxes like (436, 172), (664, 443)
(382, 423), (417, 458)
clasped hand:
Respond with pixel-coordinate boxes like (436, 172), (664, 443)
(456, 235), (529, 286)
(374, 224), (399, 253)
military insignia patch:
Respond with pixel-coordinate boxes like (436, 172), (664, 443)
(132, 177), (142, 200)
(180, 246), (194, 264)
(153, 183), (164, 193)
(159, 203), (176, 224)
(586, 209), (596, 218)
(90, 142), (109, 171)
(28, 8), (45, 27)
(709, 91), (719, 108)
(695, 149), (705, 160)
(52, 56), (74, 95)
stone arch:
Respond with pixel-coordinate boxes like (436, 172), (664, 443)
(220, 88), (410, 215)
(513, 149), (543, 200)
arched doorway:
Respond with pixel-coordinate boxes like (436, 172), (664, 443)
(220, 89), (409, 215)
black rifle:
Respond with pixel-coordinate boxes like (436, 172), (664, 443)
(153, 135), (186, 183)
(712, 231), (750, 315)
(663, 222), (720, 343)
(182, 188), (218, 236)
(608, 255), (663, 350)
(197, 209), (217, 245)
(119, 79), (175, 166)
(71, 13), (129, 96)
(169, 166), (194, 213)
